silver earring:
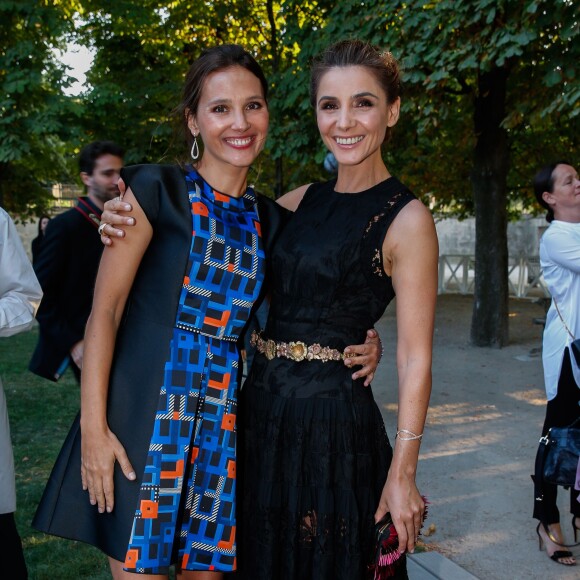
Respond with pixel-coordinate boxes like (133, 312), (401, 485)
(191, 134), (200, 161)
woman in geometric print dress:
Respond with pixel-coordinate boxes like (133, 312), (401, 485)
(32, 45), (379, 580)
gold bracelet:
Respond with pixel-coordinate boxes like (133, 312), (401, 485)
(396, 429), (423, 441)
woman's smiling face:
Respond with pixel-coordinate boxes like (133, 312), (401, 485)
(315, 65), (400, 169)
(544, 164), (580, 220)
(188, 65), (269, 173)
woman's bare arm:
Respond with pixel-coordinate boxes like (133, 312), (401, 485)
(374, 199), (438, 554)
(100, 180), (312, 244)
(81, 187), (152, 514)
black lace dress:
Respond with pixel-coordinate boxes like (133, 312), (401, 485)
(238, 177), (415, 580)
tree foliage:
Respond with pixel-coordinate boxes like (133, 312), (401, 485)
(0, 0), (82, 219)
(75, 0), (312, 195)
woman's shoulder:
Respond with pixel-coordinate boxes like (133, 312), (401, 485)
(385, 197), (436, 247)
(375, 177), (426, 229)
(381, 183), (437, 254)
(121, 164), (188, 202)
(542, 221), (580, 247)
(121, 163), (183, 185)
(276, 180), (332, 211)
(121, 164), (188, 221)
(276, 184), (311, 212)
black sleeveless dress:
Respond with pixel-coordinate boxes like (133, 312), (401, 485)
(238, 177), (415, 580)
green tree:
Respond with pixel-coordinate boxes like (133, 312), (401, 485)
(73, 0), (344, 199)
(75, 0), (309, 198)
(299, 0), (579, 346)
(0, 0), (81, 219)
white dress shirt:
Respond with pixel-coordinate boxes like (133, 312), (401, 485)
(0, 207), (43, 513)
(540, 219), (580, 400)
(0, 208), (43, 337)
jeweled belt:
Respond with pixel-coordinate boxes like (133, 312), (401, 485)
(250, 330), (354, 362)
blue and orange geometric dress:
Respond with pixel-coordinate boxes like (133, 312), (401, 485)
(32, 165), (267, 575)
(124, 168), (265, 573)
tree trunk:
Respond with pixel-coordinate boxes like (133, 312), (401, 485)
(275, 157), (284, 199)
(470, 66), (510, 347)
(266, 0), (283, 200)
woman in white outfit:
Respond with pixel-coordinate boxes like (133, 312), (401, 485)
(532, 162), (580, 567)
(0, 207), (43, 578)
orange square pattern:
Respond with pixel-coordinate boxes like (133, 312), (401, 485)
(140, 500), (158, 519)
(221, 413), (235, 431)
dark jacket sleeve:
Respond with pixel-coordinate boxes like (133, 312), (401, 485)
(30, 209), (103, 381)
(121, 164), (187, 226)
(31, 217), (80, 364)
(256, 194), (291, 256)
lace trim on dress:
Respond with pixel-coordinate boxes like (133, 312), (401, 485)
(360, 190), (415, 300)
(363, 192), (404, 279)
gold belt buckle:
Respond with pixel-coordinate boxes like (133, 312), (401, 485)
(288, 341), (307, 362)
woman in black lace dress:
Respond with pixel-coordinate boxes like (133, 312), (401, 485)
(238, 40), (438, 580)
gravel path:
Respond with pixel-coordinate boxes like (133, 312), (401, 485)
(373, 293), (578, 580)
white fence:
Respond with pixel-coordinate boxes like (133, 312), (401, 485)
(438, 254), (550, 299)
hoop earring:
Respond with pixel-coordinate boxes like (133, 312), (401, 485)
(191, 134), (200, 161)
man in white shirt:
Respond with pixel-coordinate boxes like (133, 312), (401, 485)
(0, 207), (43, 579)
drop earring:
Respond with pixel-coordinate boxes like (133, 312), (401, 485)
(191, 134), (200, 161)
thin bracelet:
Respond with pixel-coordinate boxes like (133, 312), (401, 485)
(396, 429), (423, 441)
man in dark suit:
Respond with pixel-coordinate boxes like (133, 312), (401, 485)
(29, 141), (124, 383)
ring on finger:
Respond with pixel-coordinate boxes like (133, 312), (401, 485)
(98, 222), (108, 235)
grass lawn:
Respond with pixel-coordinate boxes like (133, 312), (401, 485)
(1, 327), (110, 579)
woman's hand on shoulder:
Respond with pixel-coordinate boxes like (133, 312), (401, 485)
(275, 183), (311, 212)
(100, 178), (136, 246)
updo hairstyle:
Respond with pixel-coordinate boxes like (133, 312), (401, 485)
(309, 39), (402, 143)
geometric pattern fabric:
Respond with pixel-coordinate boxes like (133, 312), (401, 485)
(123, 169), (265, 573)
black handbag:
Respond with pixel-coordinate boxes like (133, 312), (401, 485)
(535, 417), (580, 488)
(533, 417), (580, 548)
(544, 427), (580, 487)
